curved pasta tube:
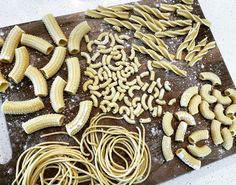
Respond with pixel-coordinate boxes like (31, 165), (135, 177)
(175, 121), (188, 142)
(213, 89), (232, 105)
(81, 52), (91, 64)
(221, 128), (233, 150)
(104, 18), (141, 31)
(42, 14), (67, 46)
(200, 84), (217, 104)
(2, 97), (44, 114)
(128, 85), (140, 98)
(123, 115), (135, 124)
(104, 87), (116, 100)
(168, 98), (176, 106)
(188, 94), (201, 115)
(158, 88), (165, 100)
(22, 114), (64, 134)
(187, 145), (211, 158)
(162, 135), (174, 162)
(139, 117), (151, 124)
(66, 100), (93, 136)
(211, 120), (223, 145)
(133, 103), (142, 116)
(180, 86), (198, 107)
(199, 100), (215, 120)
(147, 95), (154, 111)
(225, 104), (236, 119)
(50, 76), (66, 113)
(41, 46), (66, 79)
(90, 94), (98, 107)
(214, 103), (232, 125)
(175, 111), (196, 125)
(25, 65), (48, 97)
(0, 72), (9, 93)
(119, 106), (130, 116)
(141, 94), (148, 110)
(83, 79), (93, 92)
(109, 102), (119, 114)
(199, 72), (221, 86)
(188, 130), (209, 144)
(64, 57), (80, 95)
(8, 46), (29, 83)
(225, 88), (236, 104)
(131, 97), (140, 107)
(21, 33), (54, 55)
(162, 112), (174, 136)
(176, 148), (201, 170)
(160, 3), (193, 12)
(0, 26), (24, 63)
(68, 21), (91, 54)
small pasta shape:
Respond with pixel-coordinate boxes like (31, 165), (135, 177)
(187, 145), (212, 158)
(175, 121), (188, 142)
(213, 89), (232, 105)
(128, 85), (140, 98)
(159, 88), (165, 99)
(139, 117), (151, 124)
(162, 135), (174, 162)
(104, 18), (141, 30)
(229, 120), (236, 136)
(97, 4), (134, 12)
(155, 26), (191, 38)
(221, 127), (233, 150)
(188, 130), (209, 144)
(81, 52), (91, 64)
(123, 115), (135, 124)
(0, 72), (9, 93)
(0, 37), (3, 47)
(168, 98), (176, 106)
(84, 34), (90, 43)
(68, 21), (91, 54)
(225, 104), (236, 119)
(199, 100), (215, 120)
(225, 88), (236, 104)
(211, 120), (224, 145)
(162, 112), (174, 136)
(159, 19), (192, 28)
(119, 106), (130, 116)
(188, 94), (202, 115)
(159, 3), (193, 12)
(147, 95), (154, 111)
(85, 9), (129, 19)
(200, 84), (217, 104)
(22, 114), (64, 134)
(199, 72), (221, 86)
(175, 111), (196, 125)
(214, 103), (233, 125)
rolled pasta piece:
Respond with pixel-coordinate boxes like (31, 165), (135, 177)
(0, 37), (3, 47)
(8, 46), (29, 83)
(40, 46), (66, 79)
(21, 33), (54, 55)
(214, 103), (233, 125)
(187, 145), (212, 158)
(225, 104), (236, 119)
(176, 148), (201, 170)
(221, 127), (233, 150)
(213, 89), (232, 105)
(50, 76), (66, 113)
(199, 100), (215, 120)
(180, 86), (198, 107)
(22, 114), (64, 134)
(85, 9), (129, 19)
(188, 130), (209, 144)
(175, 121), (188, 142)
(104, 18), (141, 31)
(64, 57), (80, 95)
(211, 120), (223, 145)
(25, 65), (48, 97)
(66, 100), (93, 136)
(0, 72), (9, 93)
(175, 111), (196, 125)
(182, 0), (193, 4)
(68, 21), (91, 54)
(1, 97), (44, 114)
(0, 26), (24, 63)
(200, 84), (217, 104)
(155, 26), (191, 38)
(229, 120), (236, 136)
(199, 72), (221, 86)
(162, 135), (174, 162)
(225, 88), (236, 104)
(188, 94), (202, 115)
(162, 112), (174, 136)
(159, 3), (193, 12)
(42, 14), (67, 46)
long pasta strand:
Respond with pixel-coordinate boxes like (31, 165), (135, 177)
(155, 26), (192, 38)
(104, 18), (141, 30)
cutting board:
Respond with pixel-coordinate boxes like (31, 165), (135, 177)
(0, 0), (235, 184)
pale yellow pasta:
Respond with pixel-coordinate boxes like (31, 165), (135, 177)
(155, 26), (191, 38)
(1, 97), (44, 114)
(84, 34), (90, 43)
(221, 127), (233, 150)
(162, 135), (174, 162)
(90, 90), (102, 98)
(111, 91), (120, 102)
(22, 114), (64, 134)
(68, 21), (91, 54)
(175, 111), (196, 125)
(0, 72), (9, 93)
(188, 94), (202, 115)
(141, 82), (149, 91)
(153, 87), (160, 98)
(128, 85), (140, 98)
(214, 103), (233, 125)
(160, 20), (192, 28)
(21, 33), (54, 55)
(200, 84), (217, 104)
(8, 46), (29, 83)
(159, 88), (165, 100)
(87, 40), (94, 52)
(104, 86), (116, 100)
(0, 37), (3, 47)
(133, 103), (142, 116)
(42, 14), (67, 46)
(188, 130), (209, 144)
(66, 100), (93, 136)
(104, 18), (141, 31)
(0, 26), (24, 63)
(136, 76), (144, 87)
(168, 98), (176, 106)
(141, 94), (149, 110)
(156, 99), (166, 105)
(99, 4), (134, 12)
(199, 100), (215, 120)
(156, 77), (162, 89)
(180, 86), (199, 107)
(229, 120), (236, 136)
(81, 52), (91, 64)
(211, 119), (224, 145)
(162, 112), (174, 136)
(112, 25), (121, 32)
(225, 88), (236, 104)
(148, 81), (157, 93)
(119, 106), (130, 116)
(85, 9), (129, 19)
(147, 95), (154, 111)
(94, 35), (109, 45)
(175, 121), (188, 142)
(225, 104), (236, 119)
(139, 117), (151, 124)
(50, 76), (66, 113)
(182, 0), (193, 4)
(199, 72), (221, 86)
(41, 46), (66, 79)
(109, 102), (119, 114)
(213, 89), (232, 105)
(187, 145), (212, 158)
(159, 3), (193, 12)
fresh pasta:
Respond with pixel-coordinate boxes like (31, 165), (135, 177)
(211, 119), (224, 145)
(175, 111), (196, 125)
(85, 9), (129, 19)
(199, 72), (222, 86)
(180, 86), (198, 107)
(155, 26), (191, 38)
(188, 130), (209, 144)
(213, 89), (232, 105)
(0, 72), (9, 93)
(200, 84), (217, 104)
(162, 135), (174, 161)
(221, 127), (233, 150)
(188, 94), (202, 115)
(214, 103), (233, 125)
(175, 121), (188, 142)
(199, 100), (215, 120)
(159, 3), (193, 12)
(162, 112), (174, 136)
(187, 145), (212, 158)
(104, 18), (141, 30)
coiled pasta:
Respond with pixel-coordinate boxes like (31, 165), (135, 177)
(155, 26), (192, 38)
(159, 20), (192, 28)
(85, 9), (129, 19)
(104, 18), (141, 31)
(159, 3), (193, 12)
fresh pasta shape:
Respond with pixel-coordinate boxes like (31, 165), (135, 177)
(0, 37), (3, 47)
(229, 120), (236, 136)
(176, 148), (201, 170)
(199, 72), (221, 86)
(40, 46), (66, 79)
(221, 127), (233, 150)
(225, 104), (236, 119)
(81, 51), (91, 64)
(188, 94), (202, 115)
(180, 86), (198, 107)
(66, 100), (93, 136)
(42, 14), (67, 46)
(50, 76), (66, 113)
(68, 21), (91, 54)
(21, 33), (54, 55)
(8, 46), (29, 83)
(175, 111), (196, 125)
(199, 100), (215, 120)
(200, 84), (217, 104)
(225, 88), (236, 104)
(187, 145), (212, 158)
(181, 0), (193, 4)
(1, 97), (44, 114)
(159, 20), (192, 28)
(25, 65), (48, 97)
(159, 3), (193, 12)
(214, 103), (233, 125)
(65, 57), (80, 95)
(155, 26), (191, 38)
(213, 89), (232, 105)
(175, 121), (188, 142)
(103, 4), (134, 11)
(139, 117), (151, 124)
(211, 119), (224, 145)
(22, 114), (64, 134)
(0, 72), (9, 93)
(162, 135), (174, 162)
(152, 60), (187, 77)
(85, 9), (129, 19)
(104, 18), (141, 31)
(188, 130), (209, 144)
(0, 26), (24, 63)
(162, 112), (174, 136)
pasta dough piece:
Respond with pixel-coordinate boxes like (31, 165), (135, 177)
(221, 127), (233, 150)
(159, 20), (192, 28)
(155, 26), (191, 38)
(200, 84), (217, 104)
(0, 37), (3, 47)
(199, 72), (221, 86)
(22, 114), (64, 134)
(65, 57), (81, 95)
(224, 88), (236, 104)
(2, 97), (44, 114)
(162, 112), (174, 136)
(21, 33), (54, 55)
(175, 121), (188, 142)
(159, 3), (193, 12)
(106, 4), (134, 11)
(214, 103), (233, 125)
(213, 89), (232, 105)
(188, 94), (202, 115)
(211, 119), (223, 145)
(188, 130), (209, 144)
(85, 9), (129, 19)
(225, 104), (236, 119)
(180, 86), (198, 107)
(8, 46), (29, 83)
(229, 120), (236, 136)
(162, 135), (174, 161)
(175, 111), (196, 125)
(42, 14), (67, 46)
(199, 100), (215, 120)
(68, 21), (91, 54)
(50, 76), (66, 113)
(0, 72), (9, 93)
(181, 0), (194, 4)
(0, 26), (24, 63)
(187, 145), (212, 158)
(104, 18), (141, 30)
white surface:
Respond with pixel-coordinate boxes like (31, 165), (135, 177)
(0, 0), (236, 184)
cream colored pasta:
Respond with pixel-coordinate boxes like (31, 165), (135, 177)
(83, 79), (93, 92)
(148, 81), (157, 93)
(50, 76), (66, 113)
(162, 135), (174, 162)
(214, 103), (233, 125)
(159, 88), (165, 100)
(128, 85), (140, 98)
(155, 26), (191, 38)
(213, 89), (232, 105)
(188, 130), (209, 144)
(141, 94), (148, 110)
(229, 120), (236, 136)
(84, 34), (90, 43)
(97, 4), (134, 11)
(182, 0), (193, 4)
(175, 111), (196, 125)
(162, 112), (174, 136)
(200, 84), (217, 104)
(225, 88), (236, 104)
(139, 117), (151, 124)
(104, 87), (116, 100)
(153, 87), (160, 98)
(81, 52), (91, 64)
(123, 114), (135, 124)
(91, 52), (101, 62)
(0, 37), (3, 47)
(111, 91), (120, 102)
(22, 114), (64, 134)
(187, 145), (212, 158)
(104, 18), (141, 30)
(0, 72), (9, 93)
(141, 82), (149, 91)
(147, 95), (154, 111)
(159, 3), (193, 12)
(188, 94), (201, 115)
(168, 98), (176, 106)
(119, 106), (130, 116)
(112, 25), (121, 32)
(41, 46), (66, 79)
(132, 97), (140, 107)
(85, 9), (129, 19)
(225, 104), (236, 119)
(180, 86), (198, 107)
(109, 102), (119, 114)
(221, 127), (233, 150)
(175, 121), (188, 142)
(211, 119), (224, 145)
(133, 103), (143, 116)
(199, 72), (221, 86)
(199, 100), (215, 120)
(68, 21), (91, 54)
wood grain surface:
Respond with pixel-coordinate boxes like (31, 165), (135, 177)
(0, 0), (235, 184)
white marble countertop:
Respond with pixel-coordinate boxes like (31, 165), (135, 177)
(0, 0), (236, 184)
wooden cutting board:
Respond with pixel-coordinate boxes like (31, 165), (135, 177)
(0, 0), (235, 184)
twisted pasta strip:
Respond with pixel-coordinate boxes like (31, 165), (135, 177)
(182, 0), (194, 5)
(152, 60), (187, 77)
(159, 20), (192, 28)
(177, 9), (211, 27)
(85, 9), (129, 19)
(155, 26), (192, 38)
(159, 3), (193, 12)
(110, 4), (134, 11)
(104, 18), (141, 30)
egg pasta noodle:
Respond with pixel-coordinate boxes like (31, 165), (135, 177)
(104, 18), (141, 30)
(155, 26), (192, 38)
(85, 9), (129, 19)
(159, 3), (193, 12)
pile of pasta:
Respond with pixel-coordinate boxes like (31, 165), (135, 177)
(161, 71), (236, 169)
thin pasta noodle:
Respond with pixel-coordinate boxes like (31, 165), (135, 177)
(85, 9), (129, 19)
(104, 18), (141, 31)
